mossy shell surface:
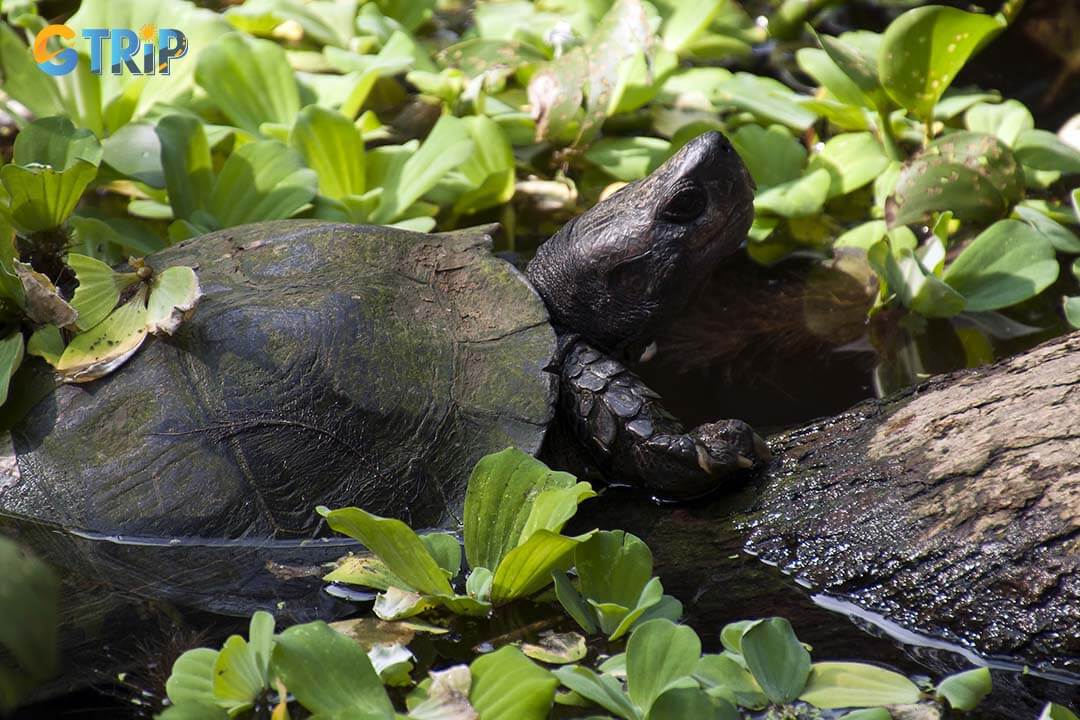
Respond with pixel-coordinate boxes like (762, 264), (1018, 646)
(3, 220), (557, 539)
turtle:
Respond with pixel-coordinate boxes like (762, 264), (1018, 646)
(0, 131), (761, 603)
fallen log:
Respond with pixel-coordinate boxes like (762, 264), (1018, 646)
(578, 331), (1080, 714)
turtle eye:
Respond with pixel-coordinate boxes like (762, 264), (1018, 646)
(660, 183), (706, 224)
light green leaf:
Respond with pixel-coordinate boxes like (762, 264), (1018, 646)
(12, 116), (102, 171)
(324, 553), (407, 591)
(813, 30), (889, 111)
(646, 687), (737, 720)
(373, 587), (437, 621)
(576, 531), (653, 609)
(740, 618), (811, 704)
(196, 33), (300, 135)
(290, 105), (366, 200)
(606, 576), (665, 641)
(0, 333), (24, 409)
(26, 326), (64, 367)
(1041, 702), (1080, 720)
(157, 703), (229, 720)
(451, 116), (516, 216)
(371, 116), (473, 223)
(101, 123), (165, 188)
(585, 137), (671, 182)
(694, 654), (767, 709)
(56, 293), (149, 383)
(463, 447), (579, 572)
(471, 646), (558, 720)
(754, 168), (831, 218)
(964, 100), (1033, 146)
(729, 125), (806, 190)
(156, 114), (215, 223)
(626, 619), (702, 714)
(868, 241), (966, 317)
(553, 571), (598, 635)
(319, 507), (454, 596)
(491, 530), (578, 604)
(146, 266), (201, 335)
(835, 220), (887, 250)
(518, 481), (596, 543)
(208, 141), (318, 227)
(465, 566), (493, 602)
(935, 667), (992, 711)
(796, 48), (874, 110)
(1, 162), (98, 232)
(553, 665), (638, 720)
(0, 228), (23, 307)
(421, 532), (462, 579)
(0, 538), (59, 712)
(369, 642), (413, 687)
(272, 621), (394, 719)
(662, 0), (723, 53)
(165, 648), (219, 709)
(521, 632), (588, 665)
(943, 219), (1059, 311)
(879, 6), (1004, 120)
(1014, 129), (1080, 174)
(887, 132), (1023, 227)
(1014, 205), (1080, 254)
(715, 74), (817, 131)
(212, 635), (266, 715)
(839, 710), (893, 720)
(808, 132), (889, 197)
(799, 662), (920, 709)
(67, 254), (139, 331)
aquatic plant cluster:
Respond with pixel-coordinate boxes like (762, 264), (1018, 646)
(0, 0), (1078, 413)
(152, 448), (1074, 719)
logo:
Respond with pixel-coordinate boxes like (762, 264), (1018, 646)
(34, 24), (188, 77)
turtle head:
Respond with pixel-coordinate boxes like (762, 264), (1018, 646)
(526, 131), (754, 356)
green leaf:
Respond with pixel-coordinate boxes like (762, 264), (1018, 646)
(0, 228), (23, 307)
(715, 74), (817, 131)
(290, 105), (366, 200)
(196, 32), (300, 135)
(887, 132), (1024, 228)
(0, 162), (98, 232)
(868, 240), (966, 317)
(1065, 297), (1080, 330)
(1042, 702), (1080, 720)
(466, 566), (493, 602)
(26, 326), (63, 367)
(371, 116), (473, 223)
(835, 220), (887, 250)
(156, 114), (215, 223)
(964, 100), (1033, 146)
(471, 646), (558, 720)
(319, 507), (454, 596)
(212, 634), (267, 715)
(646, 687), (737, 720)
(812, 30), (889, 111)
(12, 116), (102, 171)
(626, 619), (702, 714)
(662, 0), (723, 53)
(157, 702), (229, 720)
(729, 125), (806, 190)
(554, 665), (638, 720)
(935, 667), (992, 711)
(146, 266), (201, 335)
(463, 448), (579, 572)
(521, 632), (588, 665)
(943, 219), (1058, 311)
(694, 654), (767, 709)
(740, 618), (811, 704)
(165, 648), (219, 709)
(372, 587), (437, 621)
(799, 662), (920, 709)
(55, 292), (149, 383)
(1014, 129), (1080, 174)
(0, 333), (24, 407)
(67, 254), (139, 331)
(879, 5), (1004, 120)
(1014, 206), (1080, 254)
(720, 620), (755, 656)
(808, 132), (889, 197)
(553, 571), (598, 635)
(575, 530), (653, 609)
(272, 621), (394, 718)
(585, 137), (671, 182)
(451, 116), (516, 216)
(0, 537), (59, 712)
(490, 530), (578, 604)
(839, 710), (893, 720)
(796, 48), (874, 110)
(518, 481), (596, 543)
(421, 532), (462, 579)
(101, 123), (165, 188)
(754, 168), (831, 218)
(208, 141), (318, 227)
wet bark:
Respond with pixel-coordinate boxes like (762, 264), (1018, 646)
(579, 332), (1080, 714)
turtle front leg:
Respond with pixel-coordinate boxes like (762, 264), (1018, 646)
(558, 339), (769, 501)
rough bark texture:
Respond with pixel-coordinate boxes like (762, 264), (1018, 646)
(740, 331), (1080, 678)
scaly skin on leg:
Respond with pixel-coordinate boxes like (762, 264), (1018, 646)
(558, 338), (769, 500)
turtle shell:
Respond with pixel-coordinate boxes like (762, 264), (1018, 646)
(2, 220), (557, 539)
